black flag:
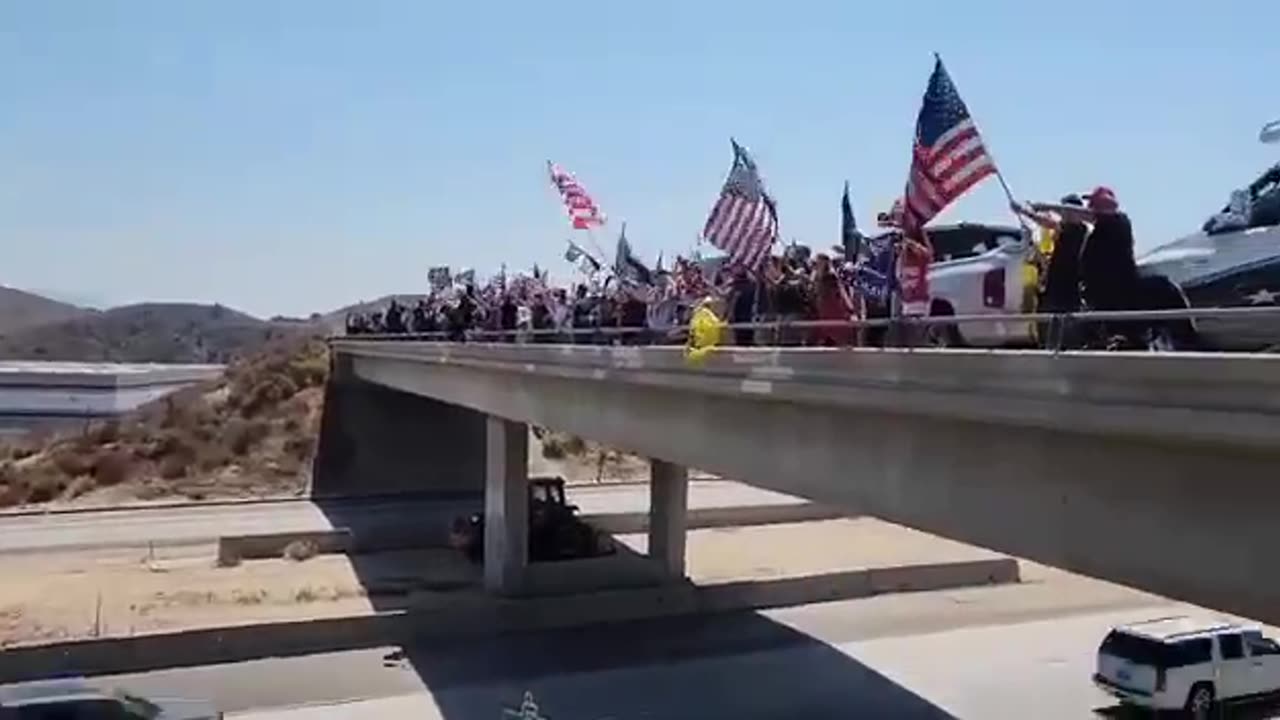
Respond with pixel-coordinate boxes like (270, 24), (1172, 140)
(614, 222), (653, 286)
(841, 181), (863, 261)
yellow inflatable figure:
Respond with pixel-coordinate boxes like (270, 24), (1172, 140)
(685, 297), (727, 364)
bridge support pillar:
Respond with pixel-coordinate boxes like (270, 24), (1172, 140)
(484, 416), (528, 595)
(648, 458), (688, 579)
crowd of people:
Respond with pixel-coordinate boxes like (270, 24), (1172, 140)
(346, 184), (1155, 350)
(345, 249), (880, 348)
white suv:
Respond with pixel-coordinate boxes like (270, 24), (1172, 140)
(1094, 615), (1280, 717)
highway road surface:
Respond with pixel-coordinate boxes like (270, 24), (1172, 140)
(0, 480), (806, 555)
(14, 569), (1273, 720)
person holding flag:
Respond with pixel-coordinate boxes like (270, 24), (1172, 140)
(838, 182), (869, 345)
(702, 139), (779, 272)
(1011, 193), (1088, 348)
(895, 54), (1011, 319)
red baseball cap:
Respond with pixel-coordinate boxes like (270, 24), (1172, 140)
(1084, 186), (1118, 209)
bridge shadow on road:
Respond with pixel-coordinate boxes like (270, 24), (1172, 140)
(313, 497), (957, 719)
(384, 608), (957, 720)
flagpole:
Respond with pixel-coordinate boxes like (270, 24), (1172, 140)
(933, 52), (1029, 233)
(583, 226), (610, 271)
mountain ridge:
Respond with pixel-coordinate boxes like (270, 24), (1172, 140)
(0, 286), (94, 336)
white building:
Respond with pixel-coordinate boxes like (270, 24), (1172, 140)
(0, 361), (224, 436)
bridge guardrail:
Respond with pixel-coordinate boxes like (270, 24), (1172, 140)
(334, 304), (1280, 352)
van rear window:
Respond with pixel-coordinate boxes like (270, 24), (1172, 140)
(1100, 631), (1212, 668)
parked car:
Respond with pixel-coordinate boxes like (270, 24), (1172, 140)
(0, 680), (221, 719)
(1094, 615), (1280, 718)
(1137, 162), (1280, 351)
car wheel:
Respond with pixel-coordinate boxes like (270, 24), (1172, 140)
(1184, 682), (1215, 719)
(922, 323), (961, 348)
(1148, 326), (1179, 352)
(923, 302), (963, 348)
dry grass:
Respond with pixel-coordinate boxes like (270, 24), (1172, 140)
(0, 335), (330, 508)
(536, 429), (589, 460)
(0, 335), (666, 510)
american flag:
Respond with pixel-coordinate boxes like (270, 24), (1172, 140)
(900, 57), (996, 239)
(702, 139), (778, 269)
(547, 161), (605, 230)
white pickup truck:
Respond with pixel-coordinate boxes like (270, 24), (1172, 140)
(920, 223), (1040, 348)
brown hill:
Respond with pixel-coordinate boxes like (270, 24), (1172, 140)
(0, 302), (312, 364)
(0, 286), (92, 335)
(0, 335), (330, 507)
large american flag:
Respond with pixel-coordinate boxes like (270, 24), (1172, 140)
(900, 57), (996, 239)
(702, 139), (778, 269)
(547, 161), (605, 230)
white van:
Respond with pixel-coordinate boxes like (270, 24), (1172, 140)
(1094, 616), (1280, 717)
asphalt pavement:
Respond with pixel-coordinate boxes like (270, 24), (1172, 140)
(19, 568), (1228, 720)
(226, 605), (1280, 719)
(0, 480), (805, 555)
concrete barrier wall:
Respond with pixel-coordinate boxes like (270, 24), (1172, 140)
(211, 502), (845, 563)
(0, 557), (1016, 683)
(336, 342), (1280, 624)
(585, 503), (847, 534)
(217, 530), (356, 565)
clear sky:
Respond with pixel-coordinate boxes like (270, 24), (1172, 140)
(3, 1), (1278, 318)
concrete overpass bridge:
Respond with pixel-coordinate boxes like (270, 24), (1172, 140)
(319, 339), (1280, 623)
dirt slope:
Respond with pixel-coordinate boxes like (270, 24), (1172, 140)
(0, 336), (329, 507)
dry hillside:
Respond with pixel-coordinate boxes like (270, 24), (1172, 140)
(0, 336), (330, 508)
(0, 286), (91, 335)
(0, 333), (658, 509)
(0, 302), (309, 363)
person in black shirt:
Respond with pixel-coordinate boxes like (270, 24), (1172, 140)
(499, 293), (518, 341)
(529, 294), (551, 343)
(410, 300), (431, 334)
(774, 261), (810, 346)
(1016, 194), (1089, 348)
(619, 287), (648, 345)
(449, 286), (476, 342)
(1077, 187), (1141, 347)
(570, 284), (593, 344)
(728, 266), (758, 346)
(383, 299), (406, 334)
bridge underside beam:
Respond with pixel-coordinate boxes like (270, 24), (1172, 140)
(353, 353), (1280, 624)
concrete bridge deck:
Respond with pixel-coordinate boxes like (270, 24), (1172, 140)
(324, 340), (1280, 622)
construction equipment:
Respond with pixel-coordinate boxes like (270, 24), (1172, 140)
(448, 476), (615, 564)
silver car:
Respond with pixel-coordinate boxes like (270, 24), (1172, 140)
(0, 680), (221, 719)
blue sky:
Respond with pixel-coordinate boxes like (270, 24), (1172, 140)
(3, 1), (1278, 318)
